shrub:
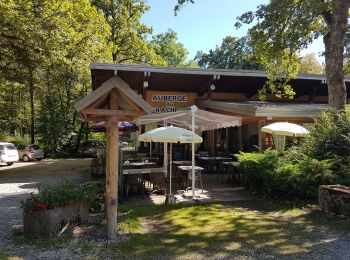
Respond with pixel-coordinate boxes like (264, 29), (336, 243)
(21, 180), (104, 214)
(303, 109), (350, 162)
(237, 149), (279, 192)
(237, 149), (335, 200)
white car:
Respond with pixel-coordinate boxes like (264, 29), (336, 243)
(0, 142), (19, 166)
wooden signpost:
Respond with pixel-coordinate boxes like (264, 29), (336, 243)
(74, 76), (153, 240)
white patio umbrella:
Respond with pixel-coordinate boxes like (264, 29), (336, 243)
(138, 126), (203, 202)
(261, 122), (310, 151)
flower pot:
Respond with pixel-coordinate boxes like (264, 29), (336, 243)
(23, 207), (65, 238)
(23, 201), (90, 238)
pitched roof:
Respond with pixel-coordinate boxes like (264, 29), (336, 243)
(74, 76), (153, 120)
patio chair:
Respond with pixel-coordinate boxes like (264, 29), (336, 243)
(216, 160), (231, 183)
(186, 168), (203, 194)
(125, 174), (145, 199)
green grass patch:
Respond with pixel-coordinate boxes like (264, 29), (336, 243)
(111, 202), (350, 259)
(9, 201), (350, 259)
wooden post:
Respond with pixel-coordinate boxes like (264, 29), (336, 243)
(106, 90), (119, 240)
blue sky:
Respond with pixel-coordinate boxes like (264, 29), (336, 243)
(141, 0), (324, 61)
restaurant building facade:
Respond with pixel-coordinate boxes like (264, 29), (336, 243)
(90, 63), (350, 155)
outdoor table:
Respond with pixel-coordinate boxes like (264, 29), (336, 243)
(122, 167), (166, 197)
(172, 161), (192, 177)
(177, 166), (204, 193)
(173, 160), (192, 165)
(198, 157), (231, 173)
(123, 162), (156, 169)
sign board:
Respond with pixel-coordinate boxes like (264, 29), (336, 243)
(146, 90), (196, 113)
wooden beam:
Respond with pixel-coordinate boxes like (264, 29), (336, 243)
(86, 115), (133, 122)
(82, 108), (138, 117)
(197, 78), (213, 97)
(109, 90), (119, 109)
(118, 91), (144, 113)
(90, 94), (108, 109)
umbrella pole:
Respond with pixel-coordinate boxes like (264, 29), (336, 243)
(191, 106), (197, 199)
(170, 143), (172, 195)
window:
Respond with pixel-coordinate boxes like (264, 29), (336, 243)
(5, 145), (16, 150)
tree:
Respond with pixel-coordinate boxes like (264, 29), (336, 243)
(91, 0), (163, 64)
(195, 36), (264, 70)
(150, 29), (190, 67)
(299, 53), (324, 74)
(176, 0), (350, 109)
(0, 0), (110, 151)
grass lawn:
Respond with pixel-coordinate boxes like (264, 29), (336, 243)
(7, 200), (350, 259)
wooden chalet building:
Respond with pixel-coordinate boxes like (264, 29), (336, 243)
(90, 63), (350, 154)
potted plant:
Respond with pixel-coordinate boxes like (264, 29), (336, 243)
(21, 181), (95, 238)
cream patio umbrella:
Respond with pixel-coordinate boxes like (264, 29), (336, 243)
(261, 122), (310, 151)
(138, 126), (203, 204)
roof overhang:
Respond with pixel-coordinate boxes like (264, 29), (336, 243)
(90, 63), (350, 99)
(196, 99), (328, 118)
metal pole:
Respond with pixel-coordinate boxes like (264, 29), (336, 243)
(191, 105), (197, 199)
(163, 121), (168, 178)
(170, 143), (172, 194)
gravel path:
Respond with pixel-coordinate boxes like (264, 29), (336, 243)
(0, 159), (91, 259)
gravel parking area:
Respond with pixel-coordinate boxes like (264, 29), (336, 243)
(0, 159), (91, 259)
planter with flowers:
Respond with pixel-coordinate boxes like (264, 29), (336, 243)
(21, 181), (99, 238)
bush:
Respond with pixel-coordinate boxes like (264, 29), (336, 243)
(21, 180), (104, 214)
(237, 149), (335, 200)
(303, 109), (350, 162)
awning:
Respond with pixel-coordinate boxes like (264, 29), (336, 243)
(134, 107), (241, 131)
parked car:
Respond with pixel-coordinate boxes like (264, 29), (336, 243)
(0, 142), (19, 166)
(80, 140), (105, 158)
(17, 144), (44, 162)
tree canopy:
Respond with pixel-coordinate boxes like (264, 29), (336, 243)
(0, 0), (194, 155)
(298, 53), (324, 74)
(150, 29), (196, 67)
(91, 0), (163, 64)
(177, 0), (350, 109)
(195, 36), (264, 70)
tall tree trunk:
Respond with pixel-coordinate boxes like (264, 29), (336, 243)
(28, 67), (35, 143)
(323, 0), (349, 110)
(74, 121), (85, 153)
